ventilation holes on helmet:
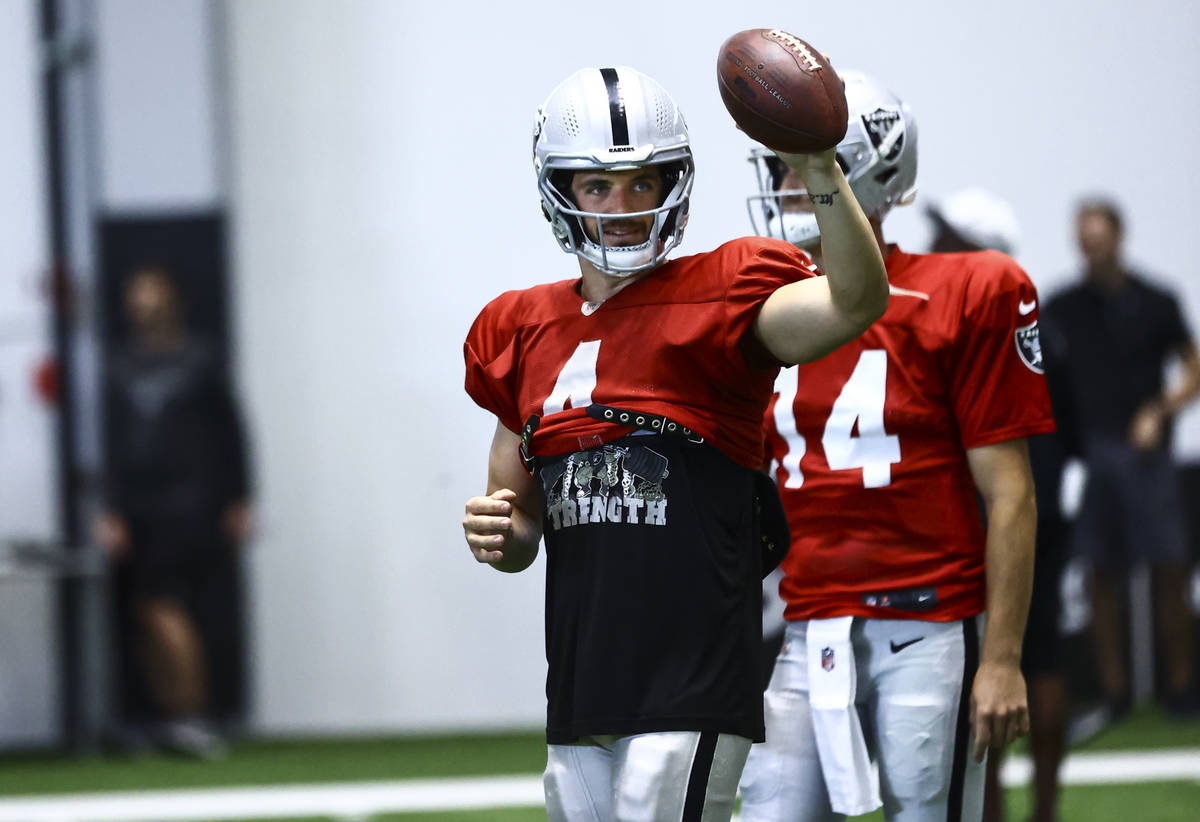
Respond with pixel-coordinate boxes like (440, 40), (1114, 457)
(562, 103), (580, 137)
(875, 167), (899, 186)
(654, 90), (671, 133)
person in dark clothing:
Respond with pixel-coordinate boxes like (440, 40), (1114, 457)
(95, 265), (253, 758)
(1042, 198), (1200, 719)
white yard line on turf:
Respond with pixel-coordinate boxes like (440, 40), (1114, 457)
(0, 776), (544, 822)
(1, 749), (1198, 822)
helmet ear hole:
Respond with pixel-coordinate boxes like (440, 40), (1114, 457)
(658, 161), (685, 206)
(549, 171), (575, 205)
(875, 167), (899, 186)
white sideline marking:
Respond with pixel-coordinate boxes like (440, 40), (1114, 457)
(0, 776), (544, 822)
(1001, 748), (1200, 786)
(1, 749), (1198, 822)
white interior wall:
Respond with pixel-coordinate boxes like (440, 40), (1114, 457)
(0, 0), (59, 747)
(226, 0), (1200, 733)
(96, 0), (222, 210)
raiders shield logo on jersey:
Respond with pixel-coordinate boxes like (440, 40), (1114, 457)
(1015, 321), (1044, 374)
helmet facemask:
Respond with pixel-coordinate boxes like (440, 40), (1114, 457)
(746, 150), (847, 249)
(540, 158), (693, 277)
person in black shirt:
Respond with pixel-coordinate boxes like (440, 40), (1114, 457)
(95, 265), (253, 757)
(1042, 198), (1200, 717)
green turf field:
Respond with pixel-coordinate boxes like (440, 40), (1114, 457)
(1, 707), (1197, 821)
(174, 780), (1200, 822)
(0, 732), (547, 795)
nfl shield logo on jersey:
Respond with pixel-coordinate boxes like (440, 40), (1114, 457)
(1015, 321), (1045, 374)
(821, 646), (835, 672)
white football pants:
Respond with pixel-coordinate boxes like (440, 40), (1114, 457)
(545, 731), (752, 822)
(739, 617), (986, 822)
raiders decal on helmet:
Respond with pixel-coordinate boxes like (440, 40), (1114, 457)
(862, 107), (904, 161)
(1015, 321), (1044, 374)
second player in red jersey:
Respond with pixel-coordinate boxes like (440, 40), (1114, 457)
(739, 72), (1055, 822)
(767, 247), (1053, 622)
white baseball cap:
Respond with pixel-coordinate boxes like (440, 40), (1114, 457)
(928, 188), (1021, 256)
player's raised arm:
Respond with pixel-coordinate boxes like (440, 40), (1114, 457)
(752, 149), (888, 364)
(715, 33), (887, 364)
(462, 420), (543, 573)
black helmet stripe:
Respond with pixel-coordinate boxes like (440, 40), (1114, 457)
(599, 68), (630, 147)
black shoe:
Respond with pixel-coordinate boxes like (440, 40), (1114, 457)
(107, 723), (157, 757)
(1163, 690), (1200, 720)
(1106, 693), (1132, 723)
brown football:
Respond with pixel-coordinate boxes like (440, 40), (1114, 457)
(716, 28), (848, 154)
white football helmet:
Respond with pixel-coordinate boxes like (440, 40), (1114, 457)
(533, 67), (694, 276)
(746, 70), (918, 249)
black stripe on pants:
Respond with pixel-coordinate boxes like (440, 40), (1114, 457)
(946, 615), (980, 822)
(681, 731), (718, 821)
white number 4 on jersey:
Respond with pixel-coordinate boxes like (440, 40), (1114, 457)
(543, 340), (602, 415)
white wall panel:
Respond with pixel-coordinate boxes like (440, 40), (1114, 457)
(0, 0), (59, 748)
(96, 0), (221, 209)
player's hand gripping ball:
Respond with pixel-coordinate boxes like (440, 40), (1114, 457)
(717, 28), (848, 153)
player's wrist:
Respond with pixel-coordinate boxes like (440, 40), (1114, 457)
(979, 648), (1022, 668)
(780, 150), (839, 181)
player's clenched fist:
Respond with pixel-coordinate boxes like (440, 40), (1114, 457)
(462, 489), (518, 564)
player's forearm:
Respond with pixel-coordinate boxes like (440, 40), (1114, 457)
(793, 161), (888, 327)
(979, 489), (1037, 666)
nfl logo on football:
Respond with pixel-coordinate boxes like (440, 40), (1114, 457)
(821, 646), (835, 672)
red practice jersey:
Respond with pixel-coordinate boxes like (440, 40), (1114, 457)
(765, 247), (1056, 622)
(465, 237), (817, 469)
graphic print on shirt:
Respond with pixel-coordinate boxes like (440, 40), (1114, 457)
(539, 443), (670, 530)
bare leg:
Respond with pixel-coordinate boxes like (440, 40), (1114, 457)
(981, 749), (1003, 822)
(1154, 565), (1196, 698)
(137, 598), (208, 717)
(1028, 673), (1068, 822)
(1089, 567), (1128, 704)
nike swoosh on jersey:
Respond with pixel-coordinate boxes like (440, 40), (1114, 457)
(1018, 299), (1037, 315)
(889, 637), (924, 653)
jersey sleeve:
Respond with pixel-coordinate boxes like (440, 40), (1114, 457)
(724, 238), (820, 368)
(463, 293), (523, 434)
(948, 251), (1056, 449)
